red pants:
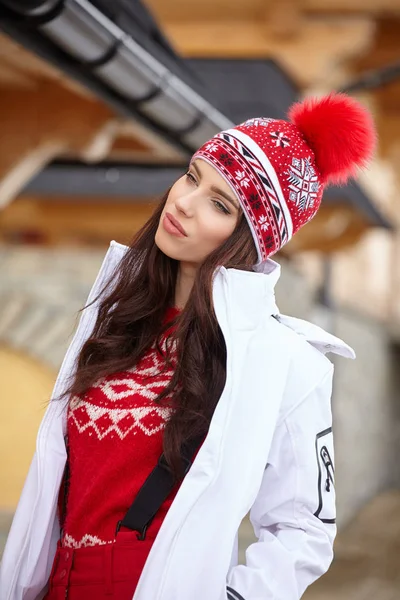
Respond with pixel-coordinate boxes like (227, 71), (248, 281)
(43, 531), (154, 599)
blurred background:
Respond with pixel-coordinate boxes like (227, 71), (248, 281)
(0, 0), (399, 597)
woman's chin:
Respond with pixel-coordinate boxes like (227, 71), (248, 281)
(154, 229), (186, 261)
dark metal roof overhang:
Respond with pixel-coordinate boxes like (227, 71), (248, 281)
(23, 161), (393, 230)
(0, 0), (232, 155)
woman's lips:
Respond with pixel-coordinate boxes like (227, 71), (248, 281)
(163, 213), (187, 237)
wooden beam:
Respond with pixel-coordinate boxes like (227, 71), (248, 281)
(281, 204), (370, 254)
(110, 121), (186, 162)
(0, 84), (123, 208)
(111, 136), (153, 153)
(108, 133), (182, 164)
(146, 0), (400, 22)
(374, 111), (400, 158)
(0, 197), (156, 247)
(303, 0), (400, 13)
(159, 18), (375, 86)
(0, 83), (184, 207)
(146, 0), (262, 22)
(0, 63), (35, 89)
(0, 32), (92, 99)
(263, 0), (303, 39)
(350, 18), (400, 72)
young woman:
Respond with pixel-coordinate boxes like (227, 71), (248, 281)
(1, 93), (376, 600)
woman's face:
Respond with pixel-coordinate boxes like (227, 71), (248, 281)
(155, 158), (241, 265)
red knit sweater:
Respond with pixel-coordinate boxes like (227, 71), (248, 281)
(60, 306), (183, 549)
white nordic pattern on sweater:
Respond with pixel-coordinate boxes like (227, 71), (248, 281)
(68, 334), (177, 441)
(63, 533), (113, 549)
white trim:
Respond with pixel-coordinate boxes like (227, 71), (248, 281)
(222, 128), (294, 240)
(191, 153), (263, 263)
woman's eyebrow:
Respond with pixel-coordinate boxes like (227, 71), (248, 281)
(191, 161), (240, 211)
(210, 185), (240, 211)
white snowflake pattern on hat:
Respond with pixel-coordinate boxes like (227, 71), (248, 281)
(235, 170), (250, 188)
(258, 214), (269, 232)
(242, 117), (276, 128)
(205, 142), (219, 152)
(287, 156), (320, 211)
(270, 131), (291, 148)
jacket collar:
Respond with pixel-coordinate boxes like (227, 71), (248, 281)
(253, 256), (281, 280)
(214, 259), (281, 332)
(112, 242), (353, 356)
(115, 241), (281, 329)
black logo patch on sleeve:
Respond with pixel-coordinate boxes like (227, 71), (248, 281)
(314, 427), (336, 524)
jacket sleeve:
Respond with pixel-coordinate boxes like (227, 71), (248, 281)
(225, 366), (336, 600)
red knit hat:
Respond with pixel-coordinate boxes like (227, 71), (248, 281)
(191, 93), (376, 264)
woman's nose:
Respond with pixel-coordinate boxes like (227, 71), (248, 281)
(174, 192), (195, 216)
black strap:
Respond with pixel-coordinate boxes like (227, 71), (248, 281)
(116, 434), (204, 540)
(60, 434), (70, 538)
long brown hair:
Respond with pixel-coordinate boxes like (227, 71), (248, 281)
(57, 190), (258, 481)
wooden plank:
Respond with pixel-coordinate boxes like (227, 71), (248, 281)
(0, 197), (156, 247)
(0, 85), (116, 207)
(109, 122), (185, 161)
(146, 0), (262, 22)
(303, 0), (400, 13)
(0, 79), (182, 206)
(350, 18), (400, 72)
(0, 33), (64, 82)
(161, 18), (375, 86)
(0, 32), (95, 99)
(281, 205), (369, 254)
(0, 64), (36, 89)
(147, 0), (400, 22)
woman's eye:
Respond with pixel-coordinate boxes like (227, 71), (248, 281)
(185, 171), (196, 184)
(213, 200), (230, 215)
(185, 172), (229, 214)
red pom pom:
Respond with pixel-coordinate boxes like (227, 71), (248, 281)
(288, 93), (377, 184)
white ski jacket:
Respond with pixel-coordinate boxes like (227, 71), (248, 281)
(0, 240), (355, 600)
